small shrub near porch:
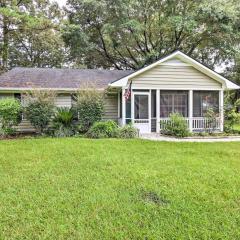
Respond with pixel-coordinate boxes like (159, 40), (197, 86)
(86, 121), (138, 139)
(117, 124), (139, 138)
(86, 120), (118, 138)
(161, 113), (190, 138)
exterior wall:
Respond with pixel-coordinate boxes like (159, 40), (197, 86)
(18, 94), (73, 132)
(54, 94), (72, 108)
(0, 93), (14, 99)
(103, 94), (118, 121)
(0, 92), (118, 132)
(131, 58), (222, 89)
(17, 119), (35, 132)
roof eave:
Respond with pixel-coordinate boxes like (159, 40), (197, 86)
(0, 87), (106, 92)
(224, 81), (240, 90)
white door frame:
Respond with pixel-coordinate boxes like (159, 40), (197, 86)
(131, 91), (151, 133)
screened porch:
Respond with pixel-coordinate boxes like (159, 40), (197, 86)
(118, 89), (224, 133)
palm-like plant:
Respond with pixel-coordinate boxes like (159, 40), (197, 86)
(52, 107), (76, 137)
(53, 107), (74, 127)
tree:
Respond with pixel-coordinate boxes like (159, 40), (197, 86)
(64, 0), (240, 73)
(0, 0), (66, 71)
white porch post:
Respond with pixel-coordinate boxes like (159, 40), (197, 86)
(117, 91), (120, 119)
(156, 89), (160, 133)
(189, 90), (193, 132)
(219, 90), (224, 132)
(122, 88), (126, 126)
(149, 90), (152, 132)
(131, 88), (134, 124)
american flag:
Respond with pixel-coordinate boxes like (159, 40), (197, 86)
(124, 81), (132, 100)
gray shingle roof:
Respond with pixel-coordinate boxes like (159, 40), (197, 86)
(0, 67), (133, 90)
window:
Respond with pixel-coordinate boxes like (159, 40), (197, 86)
(160, 91), (188, 117)
(193, 91), (219, 117)
(14, 93), (21, 101)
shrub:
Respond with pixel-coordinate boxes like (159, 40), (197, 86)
(224, 91), (240, 133)
(86, 120), (118, 138)
(52, 107), (76, 137)
(0, 98), (21, 136)
(75, 88), (104, 132)
(117, 124), (138, 139)
(224, 110), (240, 133)
(161, 113), (190, 138)
(204, 108), (219, 133)
(24, 90), (55, 134)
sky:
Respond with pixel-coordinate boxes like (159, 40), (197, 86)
(52, 0), (67, 7)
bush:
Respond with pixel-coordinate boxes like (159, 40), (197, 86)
(75, 88), (104, 132)
(117, 124), (138, 139)
(224, 110), (240, 133)
(224, 91), (240, 133)
(24, 90), (55, 134)
(52, 107), (76, 137)
(204, 108), (219, 133)
(161, 113), (190, 138)
(0, 98), (21, 136)
(86, 120), (118, 138)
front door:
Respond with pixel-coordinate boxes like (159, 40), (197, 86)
(133, 93), (150, 133)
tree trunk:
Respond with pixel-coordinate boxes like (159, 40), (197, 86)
(2, 16), (9, 69)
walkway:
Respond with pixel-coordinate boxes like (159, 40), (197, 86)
(140, 133), (240, 142)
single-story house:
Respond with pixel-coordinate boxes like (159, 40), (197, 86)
(0, 51), (239, 133)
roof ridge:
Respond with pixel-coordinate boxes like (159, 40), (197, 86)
(11, 67), (132, 72)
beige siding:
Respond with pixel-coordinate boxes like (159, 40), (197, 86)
(17, 94), (73, 132)
(17, 120), (35, 132)
(103, 94), (118, 121)
(54, 94), (72, 108)
(131, 59), (222, 89)
(16, 93), (119, 132)
(0, 93), (14, 99)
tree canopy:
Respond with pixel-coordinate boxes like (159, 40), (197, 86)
(0, 0), (66, 72)
(64, 0), (240, 69)
(0, 0), (240, 85)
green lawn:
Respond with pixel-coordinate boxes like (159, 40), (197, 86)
(0, 138), (240, 239)
(234, 123), (240, 131)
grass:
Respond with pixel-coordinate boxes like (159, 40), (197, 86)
(0, 138), (240, 239)
(233, 123), (240, 131)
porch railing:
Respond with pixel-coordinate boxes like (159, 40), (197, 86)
(160, 117), (221, 131)
(192, 117), (221, 130)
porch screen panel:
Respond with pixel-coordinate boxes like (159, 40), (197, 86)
(126, 96), (131, 124)
(160, 91), (188, 117)
(193, 91), (219, 117)
(151, 90), (156, 132)
(151, 90), (156, 118)
(134, 95), (148, 119)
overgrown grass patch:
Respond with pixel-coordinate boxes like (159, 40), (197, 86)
(0, 138), (240, 239)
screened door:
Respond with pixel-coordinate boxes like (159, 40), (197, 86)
(133, 93), (150, 133)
